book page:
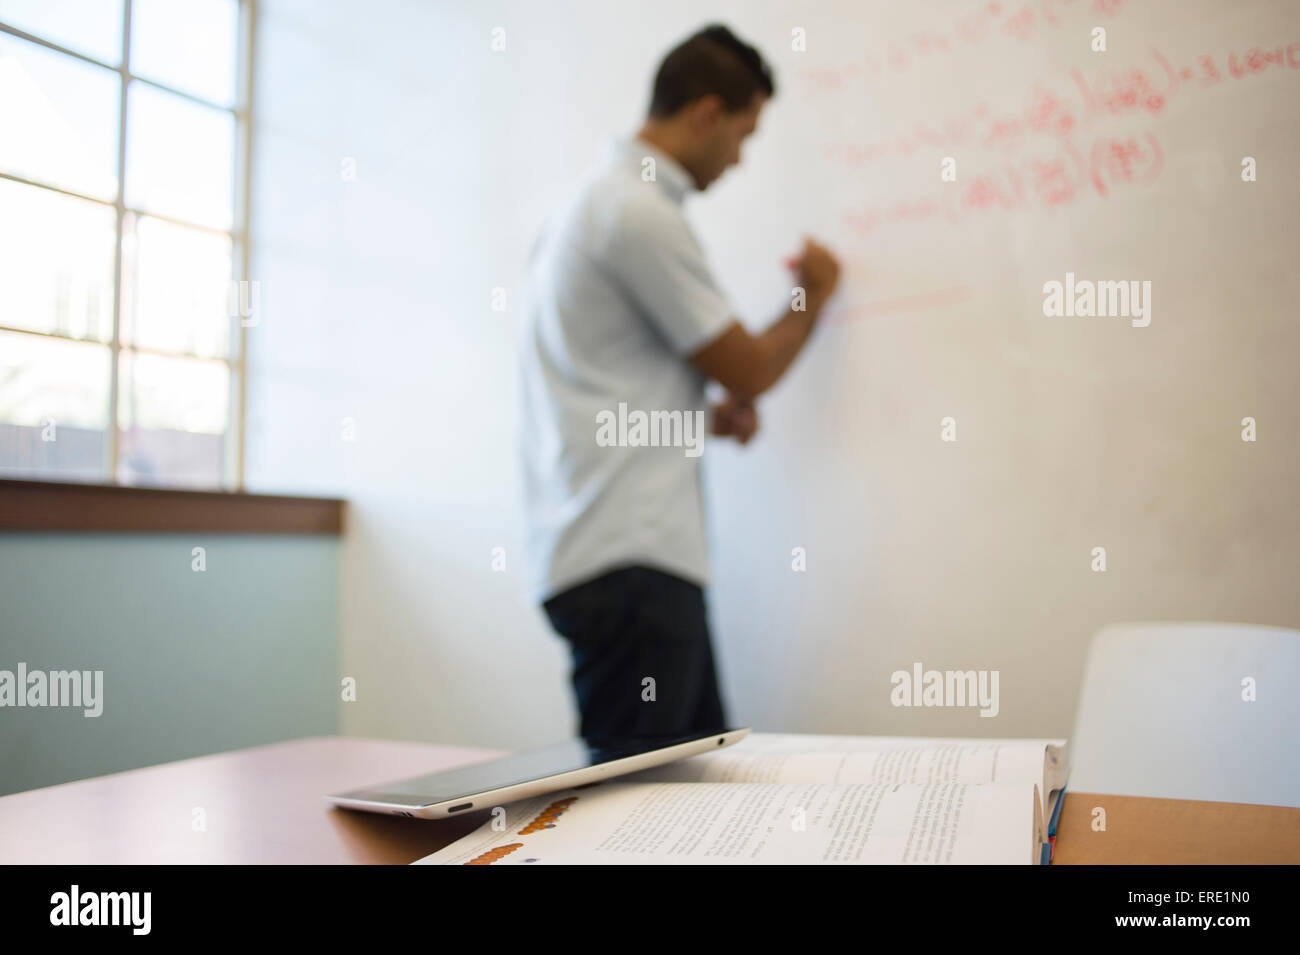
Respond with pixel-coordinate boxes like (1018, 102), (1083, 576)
(625, 733), (1061, 789)
(413, 780), (1037, 865)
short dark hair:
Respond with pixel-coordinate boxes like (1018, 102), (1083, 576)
(647, 24), (775, 119)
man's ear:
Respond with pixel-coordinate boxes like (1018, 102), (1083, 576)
(688, 94), (725, 133)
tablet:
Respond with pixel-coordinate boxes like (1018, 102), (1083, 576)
(326, 727), (750, 819)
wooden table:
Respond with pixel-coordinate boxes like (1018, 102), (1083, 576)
(1053, 790), (1300, 864)
(2, 736), (1296, 864)
(0, 736), (503, 864)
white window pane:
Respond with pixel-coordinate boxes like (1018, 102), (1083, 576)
(122, 215), (232, 358)
(0, 0), (124, 66)
(117, 351), (228, 488)
(125, 81), (234, 229)
(0, 178), (115, 341)
(0, 331), (110, 482)
(130, 0), (238, 107)
(0, 31), (119, 199)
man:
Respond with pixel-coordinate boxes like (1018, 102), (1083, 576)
(517, 24), (840, 742)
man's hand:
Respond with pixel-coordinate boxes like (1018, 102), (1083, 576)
(783, 236), (841, 310)
(710, 393), (759, 445)
(689, 235), (840, 401)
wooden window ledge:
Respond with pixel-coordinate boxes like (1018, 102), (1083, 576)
(0, 479), (344, 534)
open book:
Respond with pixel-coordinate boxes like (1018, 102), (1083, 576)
(413, 733), (1069, 865)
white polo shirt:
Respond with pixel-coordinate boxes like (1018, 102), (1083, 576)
(517, 134), (736, 602)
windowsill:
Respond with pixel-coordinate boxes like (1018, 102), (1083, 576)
(0, 478), (344, 534)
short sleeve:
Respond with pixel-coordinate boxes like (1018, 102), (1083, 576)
(602, 195), (736, 355)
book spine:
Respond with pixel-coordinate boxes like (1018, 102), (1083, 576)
(1048, 786), (1068, 837)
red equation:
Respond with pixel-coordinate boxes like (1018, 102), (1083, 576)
(818, 42), (1300, 171)
(803, 0), (1130, 88)
(841, 131), (1163, 238)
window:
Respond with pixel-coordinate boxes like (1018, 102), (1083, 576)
(0, 0), (251, 489)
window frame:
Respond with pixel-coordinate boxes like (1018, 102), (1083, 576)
(0, 0), (256, 490)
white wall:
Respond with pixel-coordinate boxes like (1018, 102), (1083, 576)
(247, 0), (1300, 749)
(247, 0), (626, 748)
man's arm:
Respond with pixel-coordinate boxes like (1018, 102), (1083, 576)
(688, 238), (840, 401)
(690, 297), (825, 402)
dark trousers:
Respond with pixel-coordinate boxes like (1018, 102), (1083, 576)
(543, 565), (727, 742)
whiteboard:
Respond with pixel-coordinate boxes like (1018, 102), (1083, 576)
(678, 0), (1300, 734)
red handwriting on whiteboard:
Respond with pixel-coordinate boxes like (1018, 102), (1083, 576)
(1029, 157), (1076, 207)
(1089, 134), (1162, 196)
(830, 286), (974, 323)
(815, 43), (1299, 171)
(1229, 44), (1300, 75)
(1025, 86), (1077, 138)
(840, 129), (1165, 240)
(863, 0), (1127, 78)
(1072, 65), (1167, 117)
(1072, 43), (1299, 118)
